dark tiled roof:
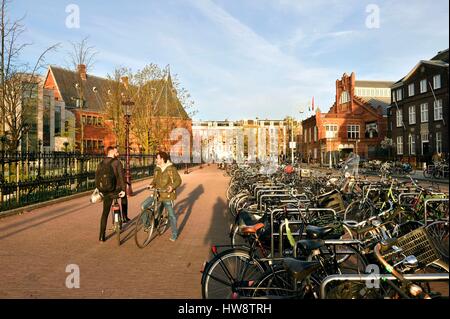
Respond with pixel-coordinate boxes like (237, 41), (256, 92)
(49, 65), (189, 119)
(152, 73), (189, 119)
(49, 65), (110, 112)
(355, 80), (394, 88)
(431, 49), (449, 62)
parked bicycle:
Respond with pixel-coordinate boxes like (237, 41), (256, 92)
(201, 156), (449, 299)
(134, 188), (169, 248)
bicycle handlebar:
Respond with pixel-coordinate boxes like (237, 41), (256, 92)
(374, 242), (431, 299)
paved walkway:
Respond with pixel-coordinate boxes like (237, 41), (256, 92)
(0, 165), (232, 299)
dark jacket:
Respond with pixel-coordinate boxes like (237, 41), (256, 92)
(151, 161), (182, 201)
(97, 157), (126, 194)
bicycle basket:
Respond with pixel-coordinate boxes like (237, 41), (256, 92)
(382, 227), (441, 268)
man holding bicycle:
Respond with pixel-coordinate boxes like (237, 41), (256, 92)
(149, 151), (182, 242)
(96, 146), (131, 242)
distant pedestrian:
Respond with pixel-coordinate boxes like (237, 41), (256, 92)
(95, 146), (130, 242)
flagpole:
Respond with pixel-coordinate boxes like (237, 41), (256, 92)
(428, 81), (445, 126)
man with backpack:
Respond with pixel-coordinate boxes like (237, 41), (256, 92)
(95, 145), (131, 242)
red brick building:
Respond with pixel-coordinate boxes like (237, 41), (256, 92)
(43, 65), (191, 154)
(302, 72), (393, 165)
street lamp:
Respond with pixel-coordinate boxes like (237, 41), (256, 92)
(121, 77), (134, 197)
(298, 108), (304, 168)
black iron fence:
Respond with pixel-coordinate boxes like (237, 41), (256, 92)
(0, 151), (195, 212)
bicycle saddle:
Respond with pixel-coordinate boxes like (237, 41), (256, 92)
(305, 225), (334, 239)
(236, 209), (264, 227)
(296, 239), (325, 253)
(282, 258), (321, 282)
(239, 223), (265, 235)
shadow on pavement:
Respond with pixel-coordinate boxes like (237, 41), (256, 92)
(0, 203), (92, 240)
(203, 197), (231, 256)
(175, 185), (204, 237)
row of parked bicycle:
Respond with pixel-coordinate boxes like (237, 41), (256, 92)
(200, 155), (449, 299)
(359, 159), (449, 179)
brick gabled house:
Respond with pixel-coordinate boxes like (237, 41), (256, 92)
(302, 72), (393, 165)
(43, 64), (191, 154)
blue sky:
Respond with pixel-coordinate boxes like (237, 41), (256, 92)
(11, 0), (449, 120)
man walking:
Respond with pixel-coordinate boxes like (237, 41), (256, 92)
(95, 145), (131, 242)
(151, 151), (182, 242)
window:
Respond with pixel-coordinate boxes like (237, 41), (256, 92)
(420, 103), (428, 123)
(408, 106), (416, 125)
(409, 134), (416, 155)
(421, 133), (429, 155)
(434, 99), (443, 121)
(436, 132), (442, 153)
(303, 129), (307, 143)
(55, 106), (61, 136)
(87, 116), (93, 125)
(365, 122), (378, 138)
(347, 125), (360, 139)
(325, 124), (338, 138)
(314, 126), (318, 141)
(314, 148), (317, 159)
(340, 91), (350, 104)
(396, 109), (403, 127)
(420, 79), (427, 93)
(433, 75), (441, 90)
(82, 115), (87, 125)
(309, 127), (312, 142)
(397, 136), (403, 155)
(408, 83), (415, 97)
(396, 89), (403, 101)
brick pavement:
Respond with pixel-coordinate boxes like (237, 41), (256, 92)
(0, 165), (232, 299)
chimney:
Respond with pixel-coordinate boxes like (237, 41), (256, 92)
(78, 64), (87, 81)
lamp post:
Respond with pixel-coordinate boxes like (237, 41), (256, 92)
(121, 77), (134, 197)
(298, 108), (304, 168)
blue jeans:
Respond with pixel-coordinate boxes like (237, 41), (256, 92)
(159, 200), (178, 239)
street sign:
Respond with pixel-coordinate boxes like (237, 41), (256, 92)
(289, 142), (296, 149)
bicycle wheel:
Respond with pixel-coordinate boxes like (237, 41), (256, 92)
(252, 266), (321, 299)
(423, 169), (432, 179)
(426, 220), (449, 260)
(344, 200), (375, 222)
(230, 225), (249, 248)
(201, 248), (265, 299)
(157, 209), (169, 235)
(134, 209), (155, 248)
(116, 215), (122, 246)
(251, 266), (295, 298)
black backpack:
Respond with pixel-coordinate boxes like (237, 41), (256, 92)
(95, 158), (116, 193)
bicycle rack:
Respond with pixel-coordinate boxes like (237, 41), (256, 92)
(424, 197), (449, 225)
(320, 273), (449, 299)
(272, 208), (337, 258)
(269, 208), (307, 258)
(293, 238), (363, 258)
(259, 193), (298, 211)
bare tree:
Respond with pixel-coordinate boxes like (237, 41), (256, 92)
(103, 67), (131, 153)
(66, 36), (98, 72)
(0, 0), (59, 152)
